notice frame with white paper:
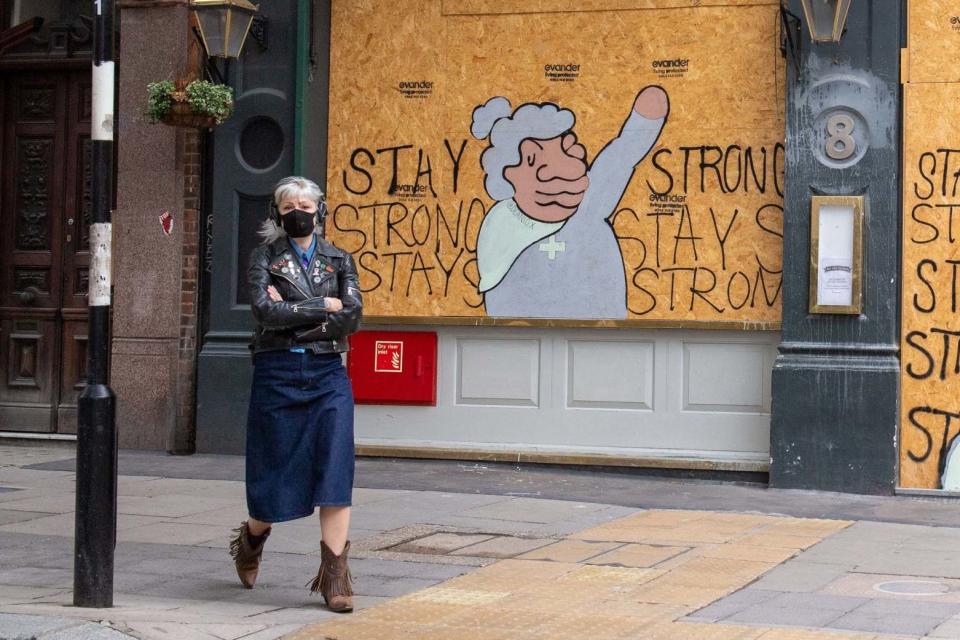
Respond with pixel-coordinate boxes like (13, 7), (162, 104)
(809, 195), (864, 314)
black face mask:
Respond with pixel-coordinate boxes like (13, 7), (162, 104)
(280, 208), (316, 238)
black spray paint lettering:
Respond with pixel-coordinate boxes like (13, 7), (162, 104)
(906, 406), (960, 483)
(612, 196), (782, 315)
(647, 143), (784, 197)
(913, 148), (960, 201)
(342, 139), (467, 197)
(904, 327), (960, 381)
(332, 195), (485, 303)
(905, 149), (960, 485)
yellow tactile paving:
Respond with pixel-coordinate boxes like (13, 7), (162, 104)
(534, 610), (674, 639)
(443, 605), (551, 634)
(572, 523), (747, 545)
(734, 532), (826, 550)
(410, 625), (539, 640)
(759, 519), (852, 535)
(606, 509), (707, 527)
(557, 564), (663, 585)
(516, 538), (622, 562)
(637, 621), (768, 639)
(663, 557), (776, 587)
(700, 543), (800, 563)
(347, 600), (465, 626)
(633, 581), (734, 606)
(405, 587), (511, 605)
(703, 512), (784, 526)
(586, 542), (688, 567)
(292, 510), (904, 640)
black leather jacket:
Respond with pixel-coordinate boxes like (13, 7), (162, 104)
(248, 234), (363, 354)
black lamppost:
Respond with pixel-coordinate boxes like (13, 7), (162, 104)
(72, 0), (260, 608)
(74, 0), (117, 608)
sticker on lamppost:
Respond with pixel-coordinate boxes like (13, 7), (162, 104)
(374, 341), (403, 373)
(89, 222), (112, 307)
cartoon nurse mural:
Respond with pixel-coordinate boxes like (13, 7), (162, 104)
(471, 85), (670, 319)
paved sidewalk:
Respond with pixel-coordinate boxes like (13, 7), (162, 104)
(3, 442), (960, 639)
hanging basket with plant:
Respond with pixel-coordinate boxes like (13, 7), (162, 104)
(147, 79), (234, 129)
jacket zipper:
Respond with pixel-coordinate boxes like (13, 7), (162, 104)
(270, 269), (329, 335)
(270, 270), (314, 302)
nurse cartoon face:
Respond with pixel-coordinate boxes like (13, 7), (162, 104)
(504, 133), (589, 223)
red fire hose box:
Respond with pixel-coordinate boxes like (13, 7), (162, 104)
(347, 330), (438, 405)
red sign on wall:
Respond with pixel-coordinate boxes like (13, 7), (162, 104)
(374, 341), (404, 373)
(348, 331), (437, 405)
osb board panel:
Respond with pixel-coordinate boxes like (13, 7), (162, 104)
(326, 0), (785, 322)
(442, 0), (778, 15)
(900, 83), (960, 489)
(907, 0), (960, 84)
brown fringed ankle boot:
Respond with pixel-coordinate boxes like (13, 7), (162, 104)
(308, 540), (354, 613)
(229, 521), (271, 588)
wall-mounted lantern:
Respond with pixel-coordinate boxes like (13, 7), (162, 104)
(799, 0), (852, 43)
(191, 0), (259, 59)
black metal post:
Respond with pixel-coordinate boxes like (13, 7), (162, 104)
(74, 0), (117, 608)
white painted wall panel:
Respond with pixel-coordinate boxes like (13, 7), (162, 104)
(457, 338), (540, 407)
(567, 340), (654, 410)
(354, 327), (779, 464)
(683, 342), (769, 412)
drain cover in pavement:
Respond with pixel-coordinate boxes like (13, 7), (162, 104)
(874, 579), (950, 596)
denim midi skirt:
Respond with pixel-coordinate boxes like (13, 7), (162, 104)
(245, 349), (355, 523)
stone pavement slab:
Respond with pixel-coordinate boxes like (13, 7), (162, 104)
(9, 444), (960, 639)
(449, 535), (553, 558)
(0, 613), (135, 639)
(25, 447), (960, 528)
(929, 615), (960, 638)
(392, 532), (493, 554)
(0, 509), (54, 526)
(750, 561), (852, 592)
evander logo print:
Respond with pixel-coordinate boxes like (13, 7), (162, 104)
(543, 63), (580, 82)
(469, 85), (670, 319)
(397, 81), (433, 99)
(652, 58), (689, 78)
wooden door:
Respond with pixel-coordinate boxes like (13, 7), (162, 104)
(0, 70), (92, 433)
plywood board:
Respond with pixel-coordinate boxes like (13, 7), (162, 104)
(441, 0), (778, 14)
(907, 0), (960, 84)
(326, 0), (785, 323)
(901, 82), (960, 489)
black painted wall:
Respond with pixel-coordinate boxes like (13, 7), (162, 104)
(195, 0), (331, 454)
(195, 0), (299, 454)
(769, 0), (902, 494)
(302, 1), (331, 194)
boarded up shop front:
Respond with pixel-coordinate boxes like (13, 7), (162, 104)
(326, 0), (785, 466)
(901, 0), (960, 489)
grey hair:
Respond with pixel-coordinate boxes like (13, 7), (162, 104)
(258, 176), (325, 243)
(470, 97), (576, 200)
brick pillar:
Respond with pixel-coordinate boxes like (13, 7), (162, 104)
(174, 129), (201, 452)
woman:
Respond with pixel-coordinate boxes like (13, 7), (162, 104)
(230, 176), (362, 613)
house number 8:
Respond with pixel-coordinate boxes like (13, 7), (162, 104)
(825, 114), (856, 160)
